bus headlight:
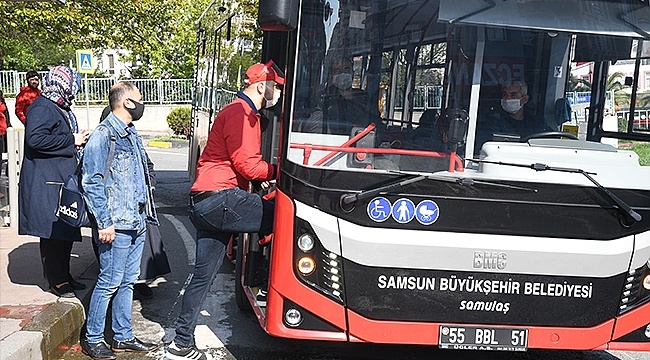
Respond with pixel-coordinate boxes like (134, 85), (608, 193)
(620, 262), (650, 314)
(297, 257), (316, 275)
(294, 217), (345, 304)
(284, 308), (303, 327)
(297, 233), (315, 252)
(643, 275), (650, 291)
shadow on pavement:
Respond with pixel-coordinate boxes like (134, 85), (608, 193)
(7, 242), (48, 291)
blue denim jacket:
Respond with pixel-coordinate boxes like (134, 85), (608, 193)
(82, 113), (159, 230)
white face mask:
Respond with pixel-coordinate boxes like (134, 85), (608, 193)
(332, 73), (353, 90)
(264, 85), (281, 108)
(501, 99), (522, 114)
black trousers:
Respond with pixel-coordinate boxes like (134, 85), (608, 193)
(40, 238), (73, 288)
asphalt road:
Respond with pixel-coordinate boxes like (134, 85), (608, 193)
(62, 146), (649, 360)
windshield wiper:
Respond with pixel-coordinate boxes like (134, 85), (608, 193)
(453, 177), (536, 191)
(470, 159), (642, 224)
(339, 171), (536, 211)
(340, 174), (429, 210)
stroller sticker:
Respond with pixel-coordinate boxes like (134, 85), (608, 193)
(415, 200), (440, 225)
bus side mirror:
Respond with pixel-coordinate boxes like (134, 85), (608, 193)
(259, 0), (299, 31)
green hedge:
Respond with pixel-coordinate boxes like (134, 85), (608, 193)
(631, 143), (650, 166)
(166, 107), (191, 139)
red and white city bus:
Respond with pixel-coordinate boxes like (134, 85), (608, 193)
(193, 0), (650, 352)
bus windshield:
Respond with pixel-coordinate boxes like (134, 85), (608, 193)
(286, 0), (650, 176)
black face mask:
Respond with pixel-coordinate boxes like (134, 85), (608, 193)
(125, 98), (145, 121)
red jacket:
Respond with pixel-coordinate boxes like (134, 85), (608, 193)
(191, 93), (276, 192)
(15, 86), (41, 124)
(0, 101), (7, 136)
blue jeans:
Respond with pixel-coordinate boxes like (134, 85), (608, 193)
(174, 187), (274, 347)
(86, 226), (146, 344)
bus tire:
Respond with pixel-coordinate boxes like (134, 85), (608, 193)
(235, 233), (252, 311)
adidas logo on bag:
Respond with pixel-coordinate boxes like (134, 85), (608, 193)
(58, 204), (79, 219)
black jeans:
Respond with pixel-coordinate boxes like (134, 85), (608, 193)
(174, 187), (274, 347)
(40, 238), (73, 288)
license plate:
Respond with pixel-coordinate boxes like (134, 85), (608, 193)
(439, 325), (528, 351)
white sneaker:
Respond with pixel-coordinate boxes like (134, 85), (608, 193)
(256, 288), (267, 307)
(165, 341), (207, 360)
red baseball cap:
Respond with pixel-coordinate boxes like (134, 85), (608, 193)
(244, 60), (285, 85)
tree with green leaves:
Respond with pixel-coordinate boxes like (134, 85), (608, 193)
(0, 0), (261, 79)
(568, 71), (630, 110)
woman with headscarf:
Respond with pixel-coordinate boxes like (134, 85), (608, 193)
(18, 66), (90, 298)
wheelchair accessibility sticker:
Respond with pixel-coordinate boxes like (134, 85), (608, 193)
(367, 197), (391, 222)
(392, 198), (415, 224)
(368, 197), (439, 225)
(415, 200), (439, 225)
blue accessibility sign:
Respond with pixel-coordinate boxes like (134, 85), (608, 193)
(391, 198), (415, 224)
(367, 197), (392, 222)
(415, 200), (440, 225)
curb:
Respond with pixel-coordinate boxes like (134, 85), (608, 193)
(147, 141), (172, 149)
(25, 300), (85, 360)
(146, 139), (189, 149)
(0, 299), (86, 360)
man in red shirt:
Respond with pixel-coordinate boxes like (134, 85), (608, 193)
(166, 60), (283, 360)
(15, 71), (42, 124)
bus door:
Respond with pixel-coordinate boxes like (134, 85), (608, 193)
(190, 13), (238, 181)
(238, 34), (289, 309)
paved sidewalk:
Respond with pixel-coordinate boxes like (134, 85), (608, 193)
(0, 226), (97, 360)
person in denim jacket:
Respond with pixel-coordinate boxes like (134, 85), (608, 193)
(80, 81), (159, 360)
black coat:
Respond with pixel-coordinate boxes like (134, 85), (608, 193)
(18, 96), (82, 241)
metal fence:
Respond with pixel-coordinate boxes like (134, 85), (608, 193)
(0, 70), (193, 104)
(194, 85), (237, 112)
(394, 85), (444, 110)
(616, 109), (650, 130)
(0, 70), (48, 96)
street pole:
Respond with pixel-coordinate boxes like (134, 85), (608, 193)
(85, 73), (90, 130)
